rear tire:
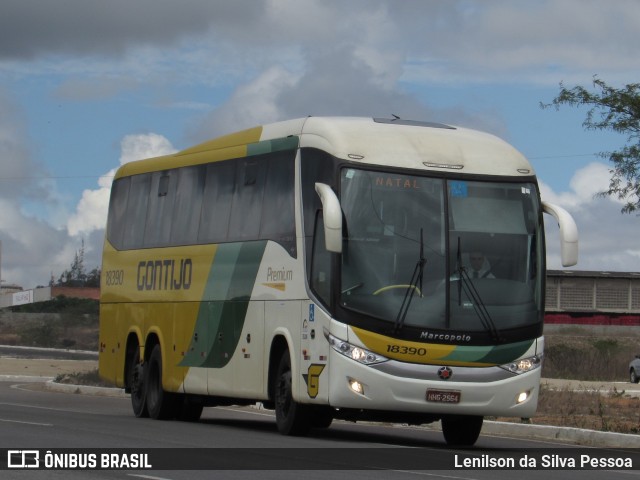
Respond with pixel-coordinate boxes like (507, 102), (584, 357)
(145, 345), (177, 420)
(128, 346), (148, 418)
(441, 415), (483, 446)
(631, 368), (639, 384)
(274, 352), (311, 436)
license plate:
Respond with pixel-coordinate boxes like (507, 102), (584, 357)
(426, 389), (461, 403)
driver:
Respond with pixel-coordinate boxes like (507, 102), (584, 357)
(468, 252), (495, 279)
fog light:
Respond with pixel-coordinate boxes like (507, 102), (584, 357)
(516, 391), (529, 404)
(348, 378), (365, 395)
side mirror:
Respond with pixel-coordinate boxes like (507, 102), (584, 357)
(314, 183), (342, 253)
(542, 201), (578, 267)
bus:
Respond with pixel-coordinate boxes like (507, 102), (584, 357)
(99, 116), (578, 446)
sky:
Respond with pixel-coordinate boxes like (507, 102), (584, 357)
(0, 0), (639, 289)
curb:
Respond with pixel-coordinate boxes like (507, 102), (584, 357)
(480, 421), (640, 448)
(43, 379), (128, 398)
(0, 374), (57, 383)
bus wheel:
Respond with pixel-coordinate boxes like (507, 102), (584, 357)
(274, 352), (311, 436)
(128, 347), (148, 418)
(145, 345), (176, 420)
(441, 415), (483, 446)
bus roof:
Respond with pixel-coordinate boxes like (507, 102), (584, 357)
(114, 117), (534, 179)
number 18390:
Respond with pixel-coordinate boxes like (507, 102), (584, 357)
(386, 344), (427, 356)
(105, 269), (125, 286)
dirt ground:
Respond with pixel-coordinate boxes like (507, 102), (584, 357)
(0, 357), (97, 377)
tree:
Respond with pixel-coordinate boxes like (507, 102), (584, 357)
(85, 267), (101, 288)
(55, 239), (100, 287)
(543, 77), (640, 213)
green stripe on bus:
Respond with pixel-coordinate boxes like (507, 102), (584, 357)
(180, 241), (267, 369)
(246, 136), (299, 156)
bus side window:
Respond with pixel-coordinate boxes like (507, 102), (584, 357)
(199, 161), (235, 244)
(228, 159), (267, 241)
(171, 166), (205, 246)
(107, 177), (130, 249)
(122, 174), (151, 250)
(144, 171), (175, 247)
(260, 155), (295, 256)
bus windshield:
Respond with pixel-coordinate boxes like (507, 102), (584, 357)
(338, 168), (544, 337)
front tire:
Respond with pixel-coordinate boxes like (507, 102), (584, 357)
(441, 415), (483, 446)
(145, 345), (177, 420)
(274, 352), (311, 436)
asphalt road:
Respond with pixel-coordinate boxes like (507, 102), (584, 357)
(0, 377), (639, 480)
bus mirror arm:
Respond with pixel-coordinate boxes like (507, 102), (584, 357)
(315, 183), (343, 253)
(542, 201), (579, 267)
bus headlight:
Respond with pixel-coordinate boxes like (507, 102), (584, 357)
(326, 331), (388, 365)
(500, 355), (542, 375)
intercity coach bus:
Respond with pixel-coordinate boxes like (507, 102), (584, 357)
(99, 116), (578, 446)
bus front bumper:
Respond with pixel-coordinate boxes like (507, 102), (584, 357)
(327, 351), (540, 419)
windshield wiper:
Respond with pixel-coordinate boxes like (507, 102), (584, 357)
(393, 228), (426, 334)
(455, 237), (501, 342)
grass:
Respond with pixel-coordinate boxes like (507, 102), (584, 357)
(531, 384), (640, 434)
(0, 313), (98, 351)
(542, 333), (638, 382)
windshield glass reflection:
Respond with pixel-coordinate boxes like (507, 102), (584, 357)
(338, 168), (543, 334)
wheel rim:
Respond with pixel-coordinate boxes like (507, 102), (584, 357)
(128, 348), (147, 416)
(276, 370), (292, 418)
(131, 364), (143, 403)
(147, 359), (160, 410)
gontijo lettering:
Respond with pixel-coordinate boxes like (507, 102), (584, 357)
(137, 259), (192, 291)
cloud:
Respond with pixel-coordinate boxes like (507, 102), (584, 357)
(540, 162), (640, 272)
(0, 124), (177, 288)
(53, 77), (141, 101)
(2, 0), (640, 289)
(189, 47), (505, 142)
(6, 1), (639, 88)
(539, 162), (614, 210)
(0, 89), (46, 199)
(188, 66), (301, 139)
(118, 133), (177, 165)
(0, 90), (73, 287)
(397, 0), (640, 85)
(67, 133), (177, 236)
(0, 0), (259, 60)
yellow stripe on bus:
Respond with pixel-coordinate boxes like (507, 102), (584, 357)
(114, 126), (264, 179)
(350, 326), (496, 367)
